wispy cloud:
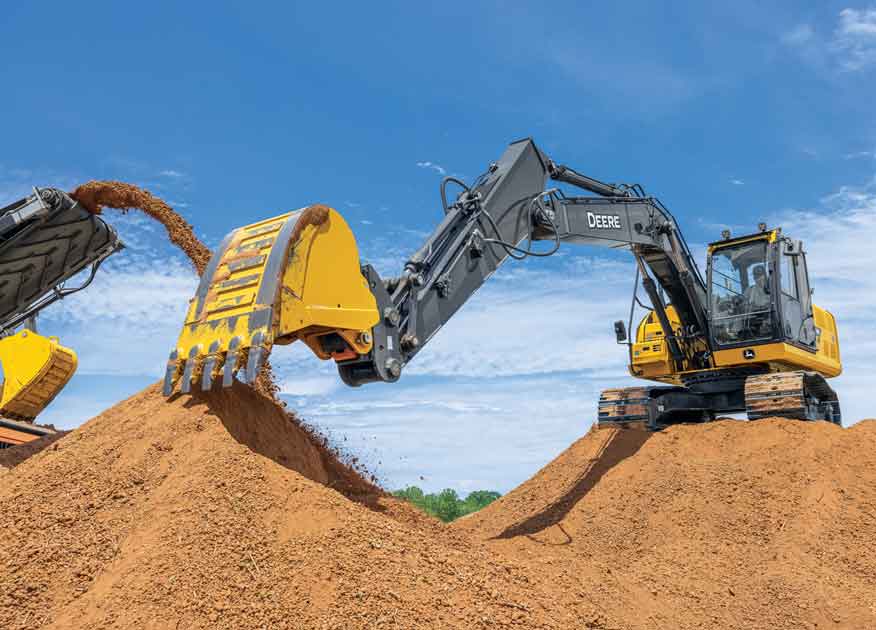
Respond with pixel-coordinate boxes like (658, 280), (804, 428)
(834, 7), (876, 70)
(782, 23), (815, 47)
(783, 7), (876, 72)
(729, 178), (745, 186)
(416, 161), (447, 176)
(770, 178), (876, 423)
(843, 150), (875, 160)
(158, 169), (186, 178)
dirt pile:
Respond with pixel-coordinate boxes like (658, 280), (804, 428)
(457, 419), (876, 629)
(0, 429), (69, 471)
(0, 384), (585, 630)
(4, 383), (876, 630)
(69, 182), (278, 399)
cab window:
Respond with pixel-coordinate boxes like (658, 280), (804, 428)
(781, 251), (798, 300)
(708, 239), (773, 346)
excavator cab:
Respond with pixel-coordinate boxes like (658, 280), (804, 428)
(706, 229), (817, 351)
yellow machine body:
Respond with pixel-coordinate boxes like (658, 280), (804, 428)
(166, 205), (380, 392)
(629, 303), (842, 384)
(0, 330), (77, 421)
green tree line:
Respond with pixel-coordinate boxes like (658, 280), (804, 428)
(392, 486), (501, 522)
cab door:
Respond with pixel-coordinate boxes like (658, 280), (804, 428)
(777, 239), (816, 348)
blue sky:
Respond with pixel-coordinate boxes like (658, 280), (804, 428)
(3, 2), (876, 492)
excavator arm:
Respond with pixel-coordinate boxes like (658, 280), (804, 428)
(165, 138), (713, 394)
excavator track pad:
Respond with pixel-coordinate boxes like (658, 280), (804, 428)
(0, 330), (77, 421)
(597, 387), (652, 429)
(164, 205), (380, 395)
(745, 371), (841, 425)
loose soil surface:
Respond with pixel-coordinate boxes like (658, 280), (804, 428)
(0, 430), (68, 470)
(2, 384), (874, 629)
(457, 419), (876, 629)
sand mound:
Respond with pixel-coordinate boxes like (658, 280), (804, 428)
(4, 382), (876, 629)
(0, 385), (583, 630)
(457, 419), (876, 629)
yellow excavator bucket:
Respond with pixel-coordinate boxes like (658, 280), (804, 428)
(0, 330), (77, 421)
(164, 205), (380, 395)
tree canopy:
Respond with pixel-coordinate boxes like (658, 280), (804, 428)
(392, 486), (501, 522)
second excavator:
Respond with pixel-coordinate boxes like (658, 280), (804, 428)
(0, 189), (122, 428)
(164, 138), (842, 429)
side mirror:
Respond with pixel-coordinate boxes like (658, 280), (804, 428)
(614, 320), (628, 343)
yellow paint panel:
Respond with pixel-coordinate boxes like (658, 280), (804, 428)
(0, 331), (77, 421)
(278, 211), (379, 340)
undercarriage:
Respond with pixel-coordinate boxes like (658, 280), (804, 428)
(598, 370), (842, 430)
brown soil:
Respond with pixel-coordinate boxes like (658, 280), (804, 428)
(69, 182), (278, 399)
(0, 429), (69, 470)
(456, 420), (876, 629)
(0, 384), (582, 630)
(2, 385), (875, 629)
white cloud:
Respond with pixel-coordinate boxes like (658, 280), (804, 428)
(416, 161), (447, 176)
(782, 23), (815, 47)
(288, 373), (622, 493)
(843, 150), (875, 160)
(403, 259), (634, 379)
(835, 7), (876, 70)
(770, 179), (876, 423)
(158, 169), (186, 178)
(730, 178), (745, 186)
(784, 8), (876, 71)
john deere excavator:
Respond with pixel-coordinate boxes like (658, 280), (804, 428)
(164, 138), (843, 429)
(0, 188), (122, 434)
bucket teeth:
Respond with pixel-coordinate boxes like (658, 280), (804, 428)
(180, 346), (202, 394)
(223, 337), (242, 388)
(223, 352), (239, 387)
(243, 346), (265, 385)
(200, 341), (222, 391)
(241, 332), (267, 385)
(201, 357), (217, 391)
(162, 350), (180, 397)
(180, 359), (195, 394)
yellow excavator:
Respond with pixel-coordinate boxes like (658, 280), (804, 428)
(164, 138), (842, 429)
(0, 188), (122, 434)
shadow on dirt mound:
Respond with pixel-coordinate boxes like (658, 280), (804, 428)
(494, 428), (651, 541)
(174, 382), (385, 510)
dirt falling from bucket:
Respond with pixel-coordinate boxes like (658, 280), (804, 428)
(70, 181), (279, 399)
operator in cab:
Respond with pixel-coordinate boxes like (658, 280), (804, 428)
(745, 264), (770, 312)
